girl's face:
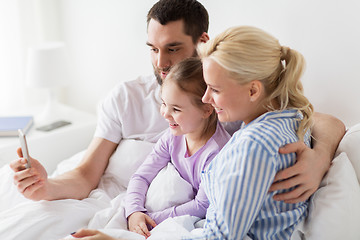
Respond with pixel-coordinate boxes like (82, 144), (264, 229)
(160, 80), (208, 137)
(202, 58), (259, 124)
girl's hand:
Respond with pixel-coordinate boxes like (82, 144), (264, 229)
(128, 212), (157, 238)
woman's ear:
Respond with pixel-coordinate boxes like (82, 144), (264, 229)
(202, 104), (214, 118)
(249, 80), (263, 102)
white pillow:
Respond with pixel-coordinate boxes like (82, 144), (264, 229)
(335, 123), (360, 183)
(145, 163), (195, 212)
(105, 139), (155, 189)
(50, 150), (86, 177)
(51, 139), (155, 190)
(303, 152), (360, 240)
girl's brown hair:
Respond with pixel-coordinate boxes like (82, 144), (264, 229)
(164, 57), (217, 137)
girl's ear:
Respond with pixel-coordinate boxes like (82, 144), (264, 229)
(249, 80), (263, 102)
(202, 104), (214, 118)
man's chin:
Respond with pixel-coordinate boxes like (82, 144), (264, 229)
(155, 72), (166, 85)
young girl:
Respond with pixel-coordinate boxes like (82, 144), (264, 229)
(189, 25), (314, 239)
(124, 57), (230, 237)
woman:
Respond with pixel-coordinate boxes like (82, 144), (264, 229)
(193, 25), (313, 239)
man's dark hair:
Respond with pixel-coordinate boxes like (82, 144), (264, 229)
(147, 0), (209, 43)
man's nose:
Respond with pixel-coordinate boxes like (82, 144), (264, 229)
(157, 52), (170, 69)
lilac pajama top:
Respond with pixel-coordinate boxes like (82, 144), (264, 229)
(125, 121), (230, 224)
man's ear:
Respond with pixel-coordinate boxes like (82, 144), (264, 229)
(199, 32), (210, 43)
(249, 80), (263, 102)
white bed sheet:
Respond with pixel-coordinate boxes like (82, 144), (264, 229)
(1, 136), (360, 240)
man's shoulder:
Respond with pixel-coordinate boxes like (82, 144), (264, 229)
(123, 74), (157, 88)
(109, 74), (159, 99)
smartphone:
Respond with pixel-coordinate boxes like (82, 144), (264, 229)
(36, 120), (71, 132)
(18, 129), (31, 169)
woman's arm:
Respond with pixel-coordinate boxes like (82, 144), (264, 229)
(269, 112), (346, 203)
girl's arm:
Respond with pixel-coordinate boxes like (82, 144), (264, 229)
(125, 132), (172, 237)
(125, 134), (171, 218)
(147, 151), (219, 223)
(147, 182), (209, 223)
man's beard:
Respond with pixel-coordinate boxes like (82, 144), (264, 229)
(153, 49), (198, 85)
(153, 66), (170, 86)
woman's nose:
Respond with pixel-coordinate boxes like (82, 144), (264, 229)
(202, 88), (211, 104)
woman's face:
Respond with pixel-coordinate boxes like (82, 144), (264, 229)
(202, 58), (256, 124)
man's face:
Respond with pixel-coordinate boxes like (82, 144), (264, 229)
(147, 19), (197, 85)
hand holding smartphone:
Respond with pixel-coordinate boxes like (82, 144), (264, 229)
(18, 129), (31, 169)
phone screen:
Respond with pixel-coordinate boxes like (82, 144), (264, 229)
(18, 129), (31, 168)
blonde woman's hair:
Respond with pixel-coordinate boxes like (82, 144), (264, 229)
(198, 26), (313, 141)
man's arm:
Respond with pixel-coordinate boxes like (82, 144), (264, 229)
(269, 112), (346, 203)
(11, 137), (118, 201)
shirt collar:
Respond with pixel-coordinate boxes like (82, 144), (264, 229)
(241, 109), (301, 129)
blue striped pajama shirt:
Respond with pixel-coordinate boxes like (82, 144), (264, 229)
(185, 110), (311, 240)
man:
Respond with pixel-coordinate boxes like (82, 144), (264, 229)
(11, 0), (344, 208)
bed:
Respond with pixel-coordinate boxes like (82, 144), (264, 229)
(0, 123), (359, 240)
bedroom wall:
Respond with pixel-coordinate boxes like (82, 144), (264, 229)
(54, 0), (360, 127)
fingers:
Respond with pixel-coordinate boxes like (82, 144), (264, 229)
(145, 214), (157, 228)
(279, 141), (306, 154)
(272, 163), (300, 183)
(131, 222), (150, 237)
(128, 212), (156, 237)
(273, 188), (312, 204)
(13, 166), (43, 194)
(270, 173), (315, 202)
(72, 228), (99, 237)
(10, 158), (28, 172)
(270, 176), (297, 193)
(13, 167), (32, 183)
(17, 177), (44, 195)
(12, 147), (32, 171)
(17, 147), (23, 157)
(275, 141), (324, 204)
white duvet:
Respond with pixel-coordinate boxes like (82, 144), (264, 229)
(0, 140), (204, 240)
(1, 138), (360, 240)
